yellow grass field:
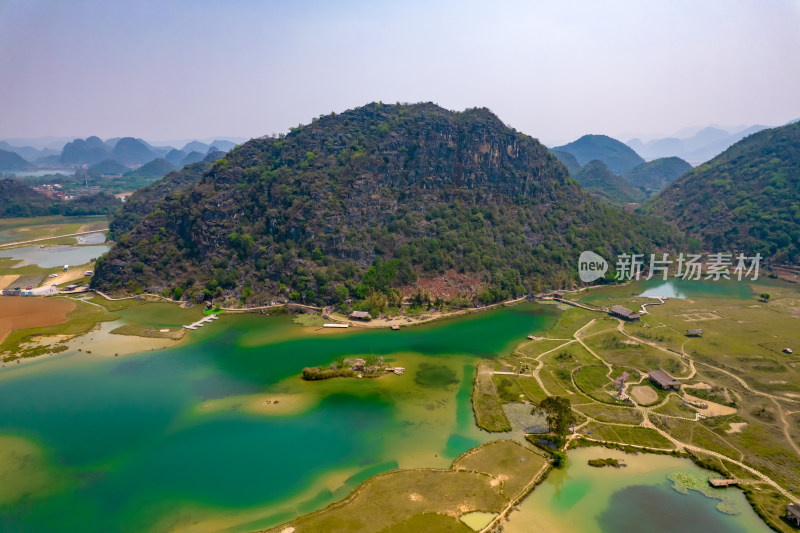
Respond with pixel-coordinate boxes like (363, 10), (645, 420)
(0, 275), (20, 290)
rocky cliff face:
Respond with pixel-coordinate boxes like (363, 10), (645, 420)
(94, 102), (681, 305)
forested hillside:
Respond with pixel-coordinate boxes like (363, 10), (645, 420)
(573, 160), (645, 205)
(553, 134), (645, 174)
(622, 157), (691, 194)
(649, 122), (800, 261)
(109, 161), (213, 237)
(94, 103), (683, 308)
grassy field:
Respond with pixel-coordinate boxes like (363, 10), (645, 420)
(0, 297), (115, 361)
(0, 293), (197, 361)
(472, 360), (512, 431)
(572, 402), (644, 425)
(453, 440), (548, 498)
(466, 279), (800, 530)
(265, 441), (548, 533)
(0, 215), (108, 244)
(109, 325), (185, 340)
(584, 422), (675, 449)
(573, 364), (613, 401)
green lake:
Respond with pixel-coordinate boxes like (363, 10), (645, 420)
(504, 447), (772, 533)
(0, 304), (555, 532)
(0, 298), (776, 532)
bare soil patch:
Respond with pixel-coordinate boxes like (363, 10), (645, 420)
(630, 385), (658, 404)
(674, 312), (722, 321)
(0, 296), (75, 343)
(726, 422), (748, 434)
(403, 270), (482, 300)
(683, 392), (737, 417)
(54, 265), (95, 286)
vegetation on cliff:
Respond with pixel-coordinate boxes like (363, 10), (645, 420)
(553, 134), (645, 174)
(573, 160), (646, 205)
(94, 102), (682, 307)
(622, 157), (691, 194)
(648, 121), (800, 261)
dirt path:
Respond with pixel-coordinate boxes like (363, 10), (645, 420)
(527, 339), (576, 397)
(575, 319), (614, 376)
(560, 308), (800, 505)
(480, 460), (551, 533)
(773, 401), (800, 460)
(615, 319), (690, 376)
(695, 360), (800, 406)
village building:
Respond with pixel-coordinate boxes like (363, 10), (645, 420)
(686, 329), (704, 337)
(609, 305), (641, 321)
(349, 311), (371, 321)
(787, 503), (800, 527)
(648, 368), (681, 390)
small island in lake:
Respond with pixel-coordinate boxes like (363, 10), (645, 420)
(302, 355), (405, 381)
(588, 458), (626, 468)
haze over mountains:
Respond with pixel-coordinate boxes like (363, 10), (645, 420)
(550, 135), (693, 202)
(0, 136), (241, 171)
(626, 124), (771, 164)
(547, 121), (775, 202)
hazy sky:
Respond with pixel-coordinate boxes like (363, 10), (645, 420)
(1, 0), (799, 145)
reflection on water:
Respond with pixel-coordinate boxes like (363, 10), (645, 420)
(579, 278), (756, 303)
(637, 279), (754, 299)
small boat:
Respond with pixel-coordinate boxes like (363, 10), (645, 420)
(391, 325), (400, 330)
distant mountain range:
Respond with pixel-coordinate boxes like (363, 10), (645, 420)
(626, 125), (770, 164)
(0, 149), (32, 171)
(550, 137), (691, 202)
(0, 136), (240, 171)
(553, 135), (645, 174)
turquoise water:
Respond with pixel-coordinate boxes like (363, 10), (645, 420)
(0, 243), (110, 268)
(0, 304), (555, 532)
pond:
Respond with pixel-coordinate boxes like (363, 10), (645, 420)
(0, 243), (110, 268)
(504, 447), (771, 533)
(578, 278), (758, 303)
